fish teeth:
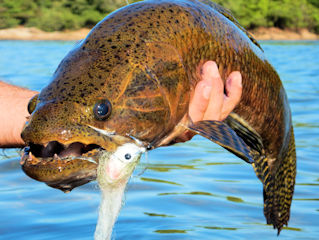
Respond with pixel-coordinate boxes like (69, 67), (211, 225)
(20, 152), (30, 165)
(30, 152), (42, 164)
(53, 153), (60, 160)
(43, 142), (49, 148)
(64, 143), (70, 149)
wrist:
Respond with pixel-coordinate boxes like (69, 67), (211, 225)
(0, 81), (38, 148)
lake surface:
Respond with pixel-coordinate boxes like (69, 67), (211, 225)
(0, 40), (318, 240)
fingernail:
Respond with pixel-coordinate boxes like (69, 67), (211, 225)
(234, 72), (242, 87)
(207, 62), (219, 76)
(239, 77), (242, 87)
(203, 85), (212, 100)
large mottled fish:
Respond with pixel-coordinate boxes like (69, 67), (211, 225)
(20, 0), (296, 233)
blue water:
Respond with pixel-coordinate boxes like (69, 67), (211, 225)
(0, 40), (318, 239)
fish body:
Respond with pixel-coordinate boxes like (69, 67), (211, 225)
(21, 0), (296, 233)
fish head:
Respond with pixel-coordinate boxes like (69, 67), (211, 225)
(20, 19), (189, 192)
(20, 5), (193, 192)
(19, 41), (147, 191)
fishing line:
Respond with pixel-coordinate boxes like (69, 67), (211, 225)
(136, 150), (149, 177)
(0, 149), (9, 159)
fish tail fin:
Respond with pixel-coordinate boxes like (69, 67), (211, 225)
(253, 127), (296, 234)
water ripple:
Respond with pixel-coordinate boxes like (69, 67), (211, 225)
(0, 40), (318, 239)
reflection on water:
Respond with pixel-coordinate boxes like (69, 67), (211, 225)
(143, 212), (174, 218)
(140, 177), (183, 186)
(260, 40), (319, 46)
(155, 229), (189, 234)
(0, 40), (319, 239)
(198, 226), (238, 231)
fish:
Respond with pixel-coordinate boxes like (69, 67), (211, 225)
(20, 0), (296, 234)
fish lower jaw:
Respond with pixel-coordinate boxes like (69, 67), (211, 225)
(20, 142), (103, 192)
(22, 141), (103, 161)
(20, 150), (98, 166)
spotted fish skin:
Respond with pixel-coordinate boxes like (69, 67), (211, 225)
(21, 0), (296, 232)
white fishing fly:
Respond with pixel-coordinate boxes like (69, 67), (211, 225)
(94, 143), (146, 240)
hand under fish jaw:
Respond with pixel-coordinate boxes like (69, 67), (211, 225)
(21, 140), (105, 192)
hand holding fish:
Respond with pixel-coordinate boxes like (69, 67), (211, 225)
(4, 1), (296, 237)
(189, 60), (242, 122)
(0, 62), (241, 148)
(175, 61), (242, 143)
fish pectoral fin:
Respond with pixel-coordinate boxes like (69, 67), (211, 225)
(224, 113), (265, 155)
(188, 120), (254, 164)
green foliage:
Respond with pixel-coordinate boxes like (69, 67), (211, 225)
(26, 8), (80, 31)
(0, 0), (319, 33)
(307, 0), (319, 8)
(215, 0), (319, 33)
(0, 0), (131, 31)
(214, 0), (269, 28)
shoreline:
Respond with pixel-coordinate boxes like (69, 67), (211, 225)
(0, 26), (318, 41)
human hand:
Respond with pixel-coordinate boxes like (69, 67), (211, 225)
(0, 81), (38, 148)
(176, 61), (242, 142)
(189, 61), (242, 122)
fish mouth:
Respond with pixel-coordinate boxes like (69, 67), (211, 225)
(21, 141), (104, 192)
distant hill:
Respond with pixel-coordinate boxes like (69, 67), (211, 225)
(1, 0), (319, 34)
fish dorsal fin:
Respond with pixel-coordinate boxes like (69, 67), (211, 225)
(224, 113), (265, 156)
(188, 120), (254, 164)
(195, 0), (263, 52)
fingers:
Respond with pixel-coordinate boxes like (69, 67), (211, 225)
(188, 61), (215, 122)
(202, 61), (224, 121)
(189, 61), (242, 122)
(221, 71), (242, 120)
(188, 81), (211, 122)
(184, 61), (242, 144)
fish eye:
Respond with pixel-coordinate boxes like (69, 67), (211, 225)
(124, 153), (131, 160)
(93, 99), (112, 121)
(27, 94), (39, 114)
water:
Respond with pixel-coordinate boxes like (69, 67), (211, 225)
(0, 40), (318, 239)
